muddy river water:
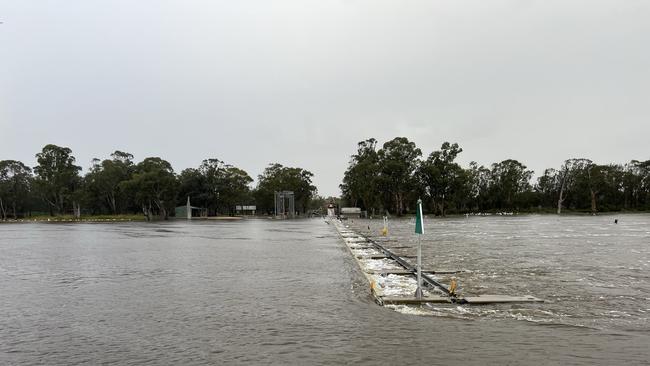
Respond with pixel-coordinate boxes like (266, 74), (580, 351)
(1, 215), (648, 365)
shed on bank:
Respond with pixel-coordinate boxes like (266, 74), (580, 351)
(175, 197), (207, 218)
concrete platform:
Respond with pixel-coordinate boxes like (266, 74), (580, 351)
(381, 295), (544, 305)
(331, 220), (544, 308)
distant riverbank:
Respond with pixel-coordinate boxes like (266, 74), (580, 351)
(0, 214), (249, 223)
(0, 214), (147, 222)
(4, 210), (644, 223)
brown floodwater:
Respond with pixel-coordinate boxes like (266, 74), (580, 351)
(1, 216), (648, 365)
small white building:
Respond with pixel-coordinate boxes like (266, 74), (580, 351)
(236, 205), (256, 216)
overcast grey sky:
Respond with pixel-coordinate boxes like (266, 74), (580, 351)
(1, 0), (649, 197)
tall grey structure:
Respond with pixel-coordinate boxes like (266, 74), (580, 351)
(274, 191), (295, 219)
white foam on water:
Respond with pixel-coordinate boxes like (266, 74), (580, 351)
(370, 273), (424, 297)
(360, 258), (402, 271)
(352, 248), (381, 256)
(385, 304), (434, 316)
(345, 237), (368, 243)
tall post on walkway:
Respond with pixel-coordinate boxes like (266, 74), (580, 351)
(381, 215), (388, 236)
(186, 196), (191, 220)
(414, 198), (424, 299)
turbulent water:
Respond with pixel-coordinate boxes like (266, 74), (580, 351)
(347, 214), (650, 332)
(1, 216), (649, 365)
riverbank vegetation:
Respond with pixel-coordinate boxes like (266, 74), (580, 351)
(0, 144), (317, 220)
(4, 140), (648, 220)
(341, 138), (650, 216)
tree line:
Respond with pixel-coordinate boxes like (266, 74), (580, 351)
(0, 144), (317, 220)
(340, 137), (650, 216)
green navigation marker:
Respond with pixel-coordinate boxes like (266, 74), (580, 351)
(415, 198), (424, 235)
(414, 198), (424, 298)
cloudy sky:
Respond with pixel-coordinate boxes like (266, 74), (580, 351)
(1, 0), (649, 196)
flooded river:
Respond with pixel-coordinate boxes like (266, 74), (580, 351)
(1, 216), (649, 365)
(348, 213), (650, 332)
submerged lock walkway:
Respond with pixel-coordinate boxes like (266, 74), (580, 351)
(329, 219), (543, 306)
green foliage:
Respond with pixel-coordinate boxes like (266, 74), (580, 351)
(83, 151), (136, 214)
(26, 213), (146, 221)
(0, 160), (33, 219)
(623, 160), (650, 210)
(220, 166), (254, 214)
(2, 142), (649, 219)
(535, 168), (558, 208)
(488, 159), (533, 209)
(33, 144), (82, 215)
(119, 157), (178, 220)
(3, 145), (304, 219)
(418, 142), (465, 216)
(340, 138), (380, 213)
(178, 168), (208, 209)
(538, 159), (650, 214)
(254, 163), (317, 214)
(377, 137), (422, 215)
(340, 138), (650, 215)
(178, 159), (253, 215)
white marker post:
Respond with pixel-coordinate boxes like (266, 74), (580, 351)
(414, 198), (424, 299)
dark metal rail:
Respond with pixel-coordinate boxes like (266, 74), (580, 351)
(353, 231), (454, 297)
(336, 222), (542, 306)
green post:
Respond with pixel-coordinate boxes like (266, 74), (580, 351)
(415, 198), (424, 299)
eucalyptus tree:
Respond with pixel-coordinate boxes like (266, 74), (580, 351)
(177, 168), (209, 209)
(338, 137), (650, 214)
(340, 138), (380, 213)
(466, 162), (492, 211)
(83, 151), (135, 214)
(542, 159), (631, 213)
(178, 159), (253, 215)
(555, 158), (592, 214)
(559, 158), (594, 212)
(535, 168), (559, 209)
(120, 157), (178, 220)
(254, 163), (317, 214)
(376, 137), (422, 215)
(583, 163), (624, 214)
(199, 159), (229, 214)
(600, 164), (626, 211)
(219, 166), (253, 215)
(418, 142), (464, 216)
(640, 160), (650, 209)
(0, 160), (33, 219)
(556, 162), (571, 214)
(488, 159), (533, 210)
(621, 162), (642, 209)
(33, 144), (82, 216)
(624, 160), (650, 210)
